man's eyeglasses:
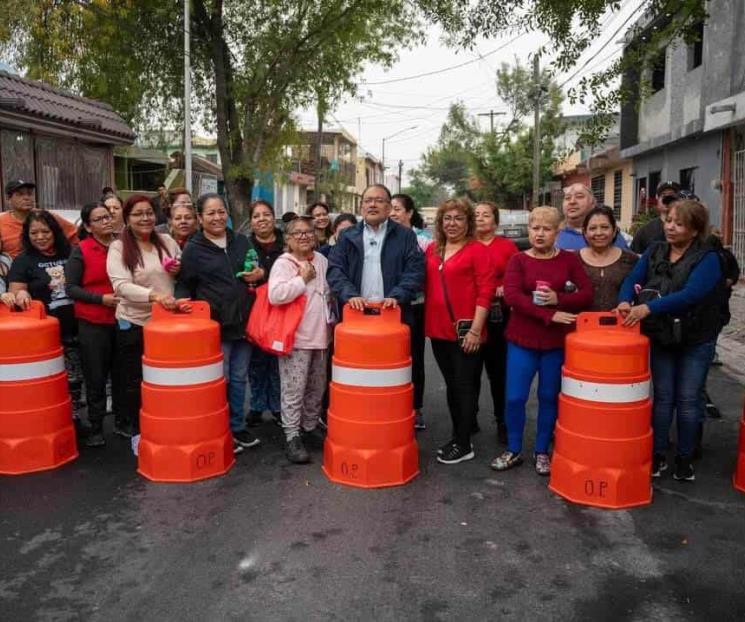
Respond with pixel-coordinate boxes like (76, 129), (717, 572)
(362, 197), (389, 206)
(90, 214), (113, 224)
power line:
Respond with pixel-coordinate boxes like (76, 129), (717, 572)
(558, 0), (649, 89)
(358, 33), (526, 86)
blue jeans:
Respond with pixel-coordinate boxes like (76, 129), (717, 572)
(505, 342), (564, 454)
(221, 339), (252, 433)
(248, 348), (281, 413)
(651, 339), (716, 459)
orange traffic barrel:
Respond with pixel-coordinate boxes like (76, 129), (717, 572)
(323, 304), (419, 488)
(137, 302), (234, 482)
(734, 400), (745, 493)
(0, 301), (78, 474)
(549, 312), (653, 509)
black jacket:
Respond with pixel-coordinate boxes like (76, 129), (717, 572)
(175, 230), (256, 341)
(251, 230), (284, 278)
(631, 217), (664, 255)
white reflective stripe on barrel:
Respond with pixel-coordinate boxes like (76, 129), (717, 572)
(332, 364), (411, 387)
(561, 376), (651, 403)
(0, 354), (65, 381)
(142, 361), (224, 386)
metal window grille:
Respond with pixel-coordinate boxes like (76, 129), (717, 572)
(733, 149), (745, 270)
(591, 175), (605, 205)
(613, 170), (623, 220)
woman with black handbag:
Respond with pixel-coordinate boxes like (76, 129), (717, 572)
(474, 201), (519, 444)
(617, 199), (723, 482)
(424, 198), (496, 465)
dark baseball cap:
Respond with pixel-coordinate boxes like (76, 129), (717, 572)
(5, 179), (36, 196)
(656, 180), (680, 196)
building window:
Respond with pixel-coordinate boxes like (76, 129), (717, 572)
(635, 177), (647, 216)
(613, 170), (623, 220)
(591, 175), (605, 205)
(651, 50), (666, 93)
(688, 21), (704, 70)
(679, 167), (697, 193)
(648, 171), (661, 199)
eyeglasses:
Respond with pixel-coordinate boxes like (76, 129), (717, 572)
(90, 214), (113, 224)
(130, 211), (155, 220)
(290, 231), (314, 238)
(362, 197), (389, 206)
(442, 215), (466, 224)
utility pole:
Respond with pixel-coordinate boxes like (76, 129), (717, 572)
(531, 55), (541, 208)
(478, 110), (505, 133)
(184, 0), (192, 193)
(398, 160), (403, 192)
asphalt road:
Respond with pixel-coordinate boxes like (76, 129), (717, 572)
(2, 346), (745, 621)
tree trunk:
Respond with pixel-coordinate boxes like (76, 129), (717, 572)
(224, 175), (253, 231)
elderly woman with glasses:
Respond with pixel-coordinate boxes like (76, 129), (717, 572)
(268, 216), (333, 464)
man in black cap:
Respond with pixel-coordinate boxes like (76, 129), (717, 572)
(0, 179), (78, 258)
(630, 180), (680, 254)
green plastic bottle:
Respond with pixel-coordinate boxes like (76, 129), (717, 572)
(236, 247), (259, 277)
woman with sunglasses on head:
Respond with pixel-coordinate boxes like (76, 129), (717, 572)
(106, 195), (183, 439)
(617, 199), (723, 482)
(65, 202), (122, 447)
(578, 205), (638, 311)
(176, 193), (264, 454)
(268, 216), (333, 464)
(156, 189), (198, 249)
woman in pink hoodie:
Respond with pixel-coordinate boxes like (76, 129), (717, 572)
(268, 216), (333, 464)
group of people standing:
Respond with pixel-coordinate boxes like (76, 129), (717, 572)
(0, 177), (737, 482)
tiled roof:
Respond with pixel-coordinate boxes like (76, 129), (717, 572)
(0, 70), (135, 141)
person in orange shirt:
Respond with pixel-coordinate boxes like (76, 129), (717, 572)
(0, 180), (79, 258)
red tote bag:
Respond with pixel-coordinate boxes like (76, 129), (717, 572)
(246, 283), (306, 356)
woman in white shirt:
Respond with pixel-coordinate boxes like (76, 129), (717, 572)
(106, 195), (181, 438)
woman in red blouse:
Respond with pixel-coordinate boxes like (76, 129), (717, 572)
(474, 201), (518, 444)
(491, 206), (593, 476)
(425, 198), (497, 465)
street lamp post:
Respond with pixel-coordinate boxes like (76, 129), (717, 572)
(382, 125), (417, 178)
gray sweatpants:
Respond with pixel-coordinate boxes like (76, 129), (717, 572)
(278, 348), (328, 440)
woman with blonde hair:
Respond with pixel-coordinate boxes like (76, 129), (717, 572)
(424, 198), (497, 464)
(492, 206), (593, 476)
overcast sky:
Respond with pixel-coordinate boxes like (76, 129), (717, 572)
(297, 0), (644, 185)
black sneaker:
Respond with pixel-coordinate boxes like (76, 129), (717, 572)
(652, 454), (668, 478)
(673, 457), (695, 481)
(113, 422), (134, 439)
(286, 436), (310, 464)
(233, 430), (261, 449)
(246, 410), (263, 427)
(436, 439), (456, 456)
(85, 432), (106, 448)
(437, 443), (475, 465)
(301, 426), (326, 450)
(272, 412), (283, 427)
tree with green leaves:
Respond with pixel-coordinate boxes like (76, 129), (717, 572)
(410, 61), (564, 208)
(401, 168), (449, 208)
(0, 0), (422, 223)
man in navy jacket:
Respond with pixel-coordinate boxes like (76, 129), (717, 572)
(328, 184), (424, 324)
